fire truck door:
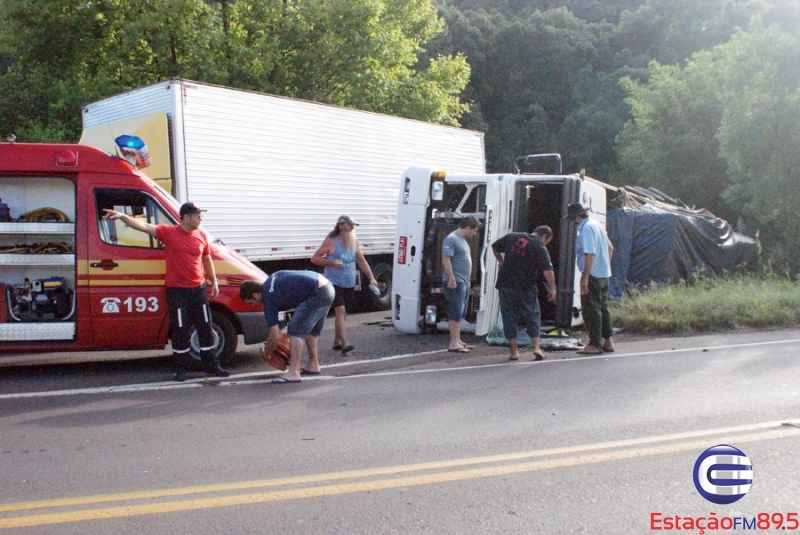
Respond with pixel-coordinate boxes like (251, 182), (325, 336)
(87, 188), (170, 349)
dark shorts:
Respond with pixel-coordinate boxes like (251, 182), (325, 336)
(287, 282), (335, 338)
(442, 281), (469, 322)
(331, 284), (355, 309)
(498, 287), (541, 340)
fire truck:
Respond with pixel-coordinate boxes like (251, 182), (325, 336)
(0, 140), (267, 363)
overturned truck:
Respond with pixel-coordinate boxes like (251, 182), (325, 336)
(391, 151), (759, 338)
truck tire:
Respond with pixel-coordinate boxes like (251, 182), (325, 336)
(188, 310), (238, 365)
(368, 263), (392, 311)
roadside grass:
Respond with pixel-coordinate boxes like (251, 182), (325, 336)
(610, 275), (800, 334)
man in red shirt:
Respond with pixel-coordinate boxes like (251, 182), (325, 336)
(103, 202), (230, 381)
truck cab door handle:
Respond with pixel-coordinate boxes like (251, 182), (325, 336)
(90, 260), (119, 269)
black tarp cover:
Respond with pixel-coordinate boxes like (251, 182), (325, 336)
(607, 188), (759, 298)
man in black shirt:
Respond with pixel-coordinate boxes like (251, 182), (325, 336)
(491, 226), (557, 361)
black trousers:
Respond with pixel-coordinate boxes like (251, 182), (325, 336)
(166, 285), (215, 370)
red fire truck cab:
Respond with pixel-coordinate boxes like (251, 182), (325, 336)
(0, 141), (267, 363)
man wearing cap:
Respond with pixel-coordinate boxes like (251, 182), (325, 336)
(103, 202), (230, 381)
(311, 215), (378, 355)
(565, 202), (615, 355)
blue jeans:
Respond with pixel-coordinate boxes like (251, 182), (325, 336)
(287, 283), (335, 337)
(498, 287), (541, 340)
(442, 281), (469, 321)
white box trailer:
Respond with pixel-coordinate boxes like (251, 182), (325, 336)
(80, 79), (486, 309)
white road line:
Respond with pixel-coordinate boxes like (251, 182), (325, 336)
(1, 338), (798, 400)
(324, 348), (448, 367)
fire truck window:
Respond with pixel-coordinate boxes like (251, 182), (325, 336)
(95, 188), (174, 249)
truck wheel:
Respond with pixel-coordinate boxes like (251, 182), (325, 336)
(368, 263), (392, 311)
(189, 310), (238, 365)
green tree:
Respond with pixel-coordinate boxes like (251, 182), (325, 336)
(618, 18), (800, 272)
(0, 0), (470, 142)
(430, 4), (612, 172)
(0, 0), (222, 141)
(715, 22), (800, 273)
(616, 54), (731, 218)
(430, 0), (788, 178)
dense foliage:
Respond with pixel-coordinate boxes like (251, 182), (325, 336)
(616, 11), (800, 271)
(0, 0), (470, 141)
(431, 0), (800, 272)
(428, 0), (786, 176)
(2, 0), (799, 271)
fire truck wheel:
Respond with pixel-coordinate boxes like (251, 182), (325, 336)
(188, 310), (238, 365)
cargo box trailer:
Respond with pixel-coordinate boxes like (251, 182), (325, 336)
(81, 79), (486, 310)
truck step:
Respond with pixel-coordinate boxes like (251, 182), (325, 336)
(0, 322), (76, 341)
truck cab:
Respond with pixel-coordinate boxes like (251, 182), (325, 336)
(0, 142), (267, 363)
(392, 162), (607, 336)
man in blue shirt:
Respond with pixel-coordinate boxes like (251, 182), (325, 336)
(240, 271), (334, 383)
(566, 203), (615, 355)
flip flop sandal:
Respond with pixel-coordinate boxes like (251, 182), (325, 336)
(272, 376), (301, 384)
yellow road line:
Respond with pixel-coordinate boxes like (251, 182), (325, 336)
(1, 425), (798, 529)
(1, 418), (796, 513)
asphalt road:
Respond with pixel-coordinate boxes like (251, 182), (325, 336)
(0, 311), (456, 391)
(1, 322), (799, 534)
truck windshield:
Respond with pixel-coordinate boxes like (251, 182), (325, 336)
(439, 183), (485, 217)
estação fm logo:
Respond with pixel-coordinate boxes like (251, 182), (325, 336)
(692, 444), (754, 505)
(651, 443), (798, 531)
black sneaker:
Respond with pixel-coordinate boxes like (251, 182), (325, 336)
(204, 365), (230, 378)
(173, 370), (187, 382)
